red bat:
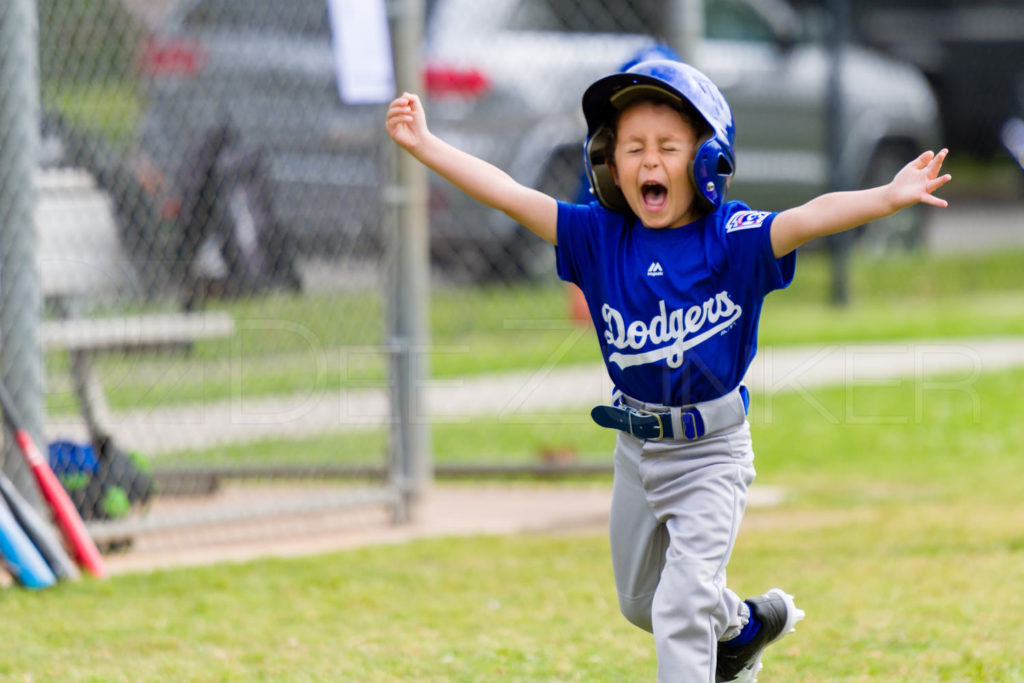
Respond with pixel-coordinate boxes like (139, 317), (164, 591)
(0, 381), (107, 578)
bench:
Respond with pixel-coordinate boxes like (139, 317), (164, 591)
(35, 167), (235, 437)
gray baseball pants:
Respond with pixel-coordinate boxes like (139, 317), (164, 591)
(609, 393), (756, 682)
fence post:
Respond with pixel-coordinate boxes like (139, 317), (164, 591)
(387, 0), (430, 523)
(667, 0), (703, 64)
(826, 0), (853, 306)
(0, 0), (45, 508)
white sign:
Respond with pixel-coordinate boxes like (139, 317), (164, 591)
(327, 0), (395, 104)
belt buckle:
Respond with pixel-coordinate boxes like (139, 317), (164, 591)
(630, 408), (664, 441)
(682, 410), (698, 440)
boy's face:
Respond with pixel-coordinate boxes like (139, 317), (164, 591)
(610, 101), (700, 229)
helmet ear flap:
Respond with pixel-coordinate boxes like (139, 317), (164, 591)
(691, 138), (735, 211)
(585, 126), (631, 213)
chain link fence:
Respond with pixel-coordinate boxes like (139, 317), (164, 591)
(0, 0), (951, 565)
(2, 0), (427, 559)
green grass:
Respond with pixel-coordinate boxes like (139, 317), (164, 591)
(158, 363), (1023, 496)
(43, 81), (141, 149)
(942, 153), (1023, 201)
(6, 367), (1024, 680)
(750, 368), (1024, 506)
(759, 248), (1024, 344)
(58, 247), (1024, 415)
(157, 412), (612, 468)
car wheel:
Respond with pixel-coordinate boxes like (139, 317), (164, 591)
(856, 142), (927, 253)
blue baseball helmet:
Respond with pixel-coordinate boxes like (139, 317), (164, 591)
(582, 59), (736, 213)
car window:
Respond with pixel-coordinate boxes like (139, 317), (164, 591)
(705, 0), (776, 42)
(182, 0), (330, 37)
(505, 0), (662, 35)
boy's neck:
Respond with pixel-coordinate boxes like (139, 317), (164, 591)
(641, 206), (704, 229)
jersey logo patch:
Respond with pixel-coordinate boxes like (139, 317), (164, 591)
(725, 210), (771, 233)
(646, 261), (664, 277)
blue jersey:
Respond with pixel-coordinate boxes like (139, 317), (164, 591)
(555, 200), (796, 406)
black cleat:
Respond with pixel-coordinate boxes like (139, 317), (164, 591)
(716, 588), (804, 682)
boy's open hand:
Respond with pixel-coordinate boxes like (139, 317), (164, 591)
(887, 148), (952, 210)
(386, 92), (429, 153)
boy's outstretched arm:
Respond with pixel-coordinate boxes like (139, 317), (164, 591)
(770, 148), (952, 258)
(386, 92), (558, 245)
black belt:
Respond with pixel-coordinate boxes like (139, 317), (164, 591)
(590, 403), (706, 441)
(590, 387), (749, 441)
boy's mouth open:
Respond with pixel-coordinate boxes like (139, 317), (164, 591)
(641, 181), (668, 212)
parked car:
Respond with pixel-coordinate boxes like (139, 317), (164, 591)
(135, 0), (942, 282)
(839, 0), (1024, 160)
(425, 0), (942, 255)
(136, 0), (393, 265)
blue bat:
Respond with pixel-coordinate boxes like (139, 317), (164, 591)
(0, 475), (79, 582)
(0, 490), (56, 590)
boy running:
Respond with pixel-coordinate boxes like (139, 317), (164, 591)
(386, 59), (950, 682)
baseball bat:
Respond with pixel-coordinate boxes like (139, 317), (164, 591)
(0, 491), (56, 589)
(0, 381), (107, 578)
(0, 474), (79, 581)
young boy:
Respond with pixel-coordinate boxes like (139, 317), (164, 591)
(386, 59), (950, 682)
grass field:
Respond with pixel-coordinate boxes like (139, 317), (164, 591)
(6, 364), (1023, 680)
(153, 244), (1024, 468)
(43, 81), (141, 150)
(22, 245), (1024, 680)
(46, 247), (1024, 418)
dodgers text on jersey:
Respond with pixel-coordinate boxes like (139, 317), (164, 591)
(602, 291), (742, 370)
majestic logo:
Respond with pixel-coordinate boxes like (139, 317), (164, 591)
(725, 210), (771, 233)
(647, 261), (664, 277)
(602, 291), (742, 369)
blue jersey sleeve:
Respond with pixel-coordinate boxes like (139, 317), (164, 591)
(713, 203), (796, 296)
(555, 200), (601, 287)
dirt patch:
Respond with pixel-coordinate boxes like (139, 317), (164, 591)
(101, 483), (615, 574)
(100, 482), (792, 575)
